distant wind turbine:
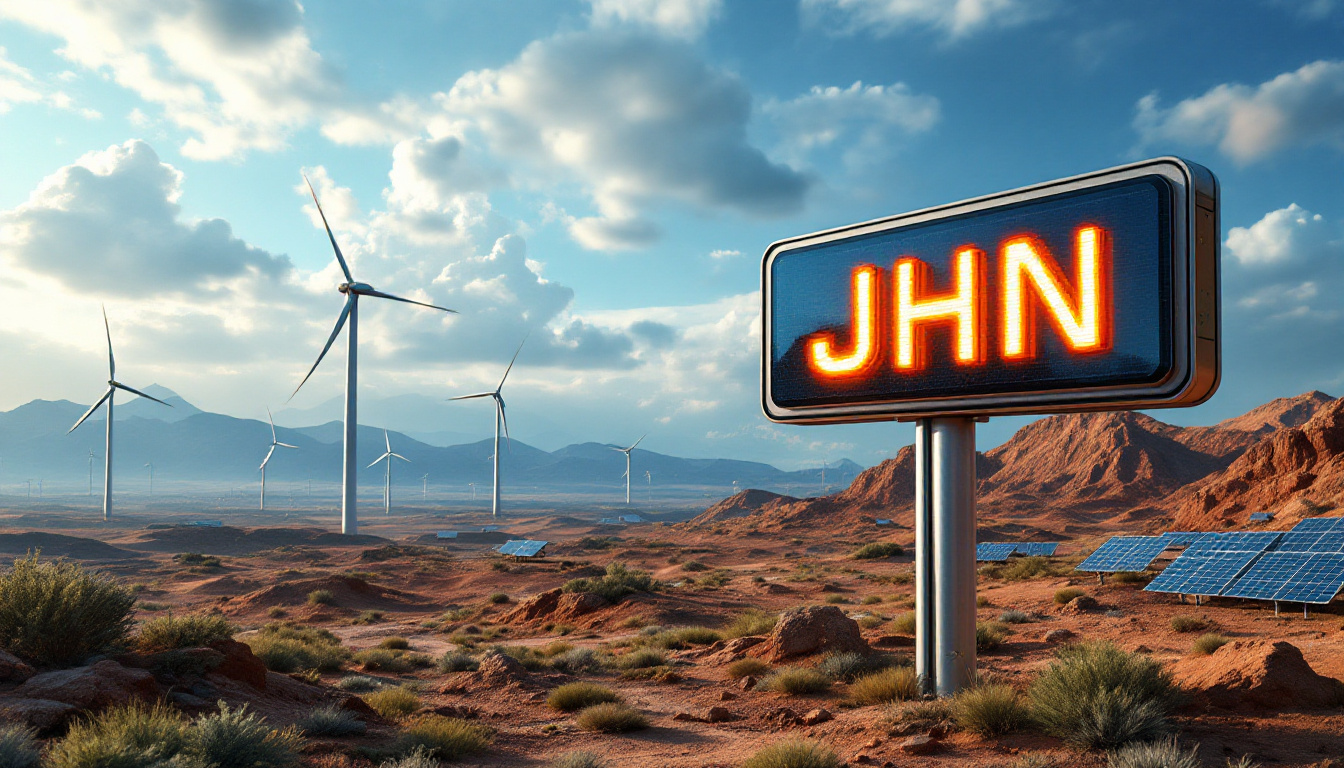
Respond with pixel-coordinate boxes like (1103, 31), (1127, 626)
(87, 449), (98, 496)
(68, 309), (172, 521)
(422, 473), (429, 501)
(611, 435), (645, 505)
(368, 429), (410, 516)
(290, 175), (456, 535)
(260, 407), (297, 511)
(450, 338), (525, 518)
(145, 462), (154, 496)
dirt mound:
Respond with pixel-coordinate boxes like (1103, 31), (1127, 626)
(1170, 640), (1344, 709)
(693, 489), (795, 525)
(127, 526), (387, 555)
(220, 575), (434, 614)
(0, 532), (142, 560)
(1170, 398), (1344, 530)
(752, 605), (870, 662)
(188, 575), (263, 595)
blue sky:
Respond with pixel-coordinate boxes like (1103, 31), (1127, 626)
(0, 0), (1342, 469)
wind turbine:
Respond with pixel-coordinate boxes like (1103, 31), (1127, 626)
(290, 175), (456, 535)
(367, 429), (409, 516)
(87, 449), (98, 496)
(260, 407), (297, 511)
(422, 473), (429, 501)
(68, 309), (171, 521)
(611, 435), (646, 505)
(145, 462), (154, 496)
(450, 338), (525, 518)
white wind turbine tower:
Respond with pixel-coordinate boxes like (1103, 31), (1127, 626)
(450, 338), (525, 519)
(368, 429), (410, 516)
(611, 434), (646, 506)
(290, 175), (456, 535)
(260, 407), (297, 511)
(145, 462), (154, 496)
(87, 449), (98, 496)
(68, 309), (171, 521)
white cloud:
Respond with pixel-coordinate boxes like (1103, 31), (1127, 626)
(1134, 60), (1344, 163)
(1225, 203), (1332, 266)
(439, 31), (809, 250)
(0, 46), (99, 117)
(709, 249), (742, 260)
(1223, 204), (1343, 320)
(588, 0), (722, 39)
(800, 0), (1053, 39)
(763, 80), (939, 165)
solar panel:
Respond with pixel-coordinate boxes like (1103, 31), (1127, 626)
(1272, 532), (1323, 552)
(1221, 551), (1311, 599)
(1014, 542), (1059, 556)
(1310, 532), (1344, 553)
(436, 531), (458, 539)
(1075, 536), (1168, 572)
(1249, 512), (1273, 522)
(497, 540), (524, 555)
(1276, 554), (1344, 603)
(1185, 531), (1282, 554)
(1160, 532), (1205, 548)
(511, 540), (548, 558)
(875, 519), (893, 525)
(1291, 517), (1344, 532)
(976, 543), (1018, 562)
(1145, 549), (1263, 596)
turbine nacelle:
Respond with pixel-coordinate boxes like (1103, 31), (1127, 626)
(338, 282), (376, 295)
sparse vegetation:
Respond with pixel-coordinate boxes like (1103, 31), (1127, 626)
(615, 648), (665, 669)
(0, 724), (40, 768)
(267, 606), (287, 619)
(548, 683), (622, 712)
(1106, 737), (1201, 768)
(1029, 642), (1180, 749)
(998, 609), (1034, 624)
(365, 686), (421, 719)
(1169, 615), (1213, 633)
(723, 609), (777, 638)
(977, 621), (1010, 650)
(575, 703), (649, 733)
(849, 667), (920, 705)
(190, 703), (303, 768)
(1110, 571), (1153, 585)
(379, 636), (410, 650)
(487, 592), (510, 604)
(380, 746), (438, 768)
(0, 553), (136, 667)
(856, 614), (884, 629)
(46, 702), (188, 768)
(393, 716), (493, 760)
(990, 556), (1063, 581)
(681, 560), (709, 572)
(174, 553), (223, 569)
(1191, 633), (1230, 655)
(335, 675), (382, 692)
(1053, 588), (1086, 605)
(727, 658), (772, 679)
(951, 683), (1030, 736)
(818, 651), (898, 682)
(861, 595), (883, 605)
(299, 706), (367, 737)
(852, 542), (904, 559)
(741, 738), (844, 768)
(823, 593), (848, 604)
(756, 667), (831, 695)
(246, 623), (349, 673)
(561, 562), (657, 602)
(136, 613), (235, 651)
(353, 610), (384, 625)
(307, 589), (336, 606)
(551, 751), (608, 768)
(438, 650), (479, 673)
(550, 647), (602, 674)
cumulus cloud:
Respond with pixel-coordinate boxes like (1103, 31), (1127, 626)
(1226, 203), (1333, 267)
(588, 0), (722, 38)
(440, 31), (809, 250)
(0, 46), (99, 117)
(0, 0), (362, 159)
(763, 80), (939, 165)
(0, 140), (293, 296)
(800, 0), (1053, 39)
(1224, 203), (1343, 319)
(1134, 59), (1344, 163)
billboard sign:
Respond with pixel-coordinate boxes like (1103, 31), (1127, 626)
(762, 157), (1220, 424)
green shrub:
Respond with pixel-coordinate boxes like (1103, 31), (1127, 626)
(189, 703), (302, 768)
(891, 611), (917, 635)
(998, 609), (1034, 624)
(394, 716), (493, 760)
(823, 594), (848, 604)
(540, 641), (575, 657)
(550, 647), (602, 674)
(861, 595), (883, 605)
(246, 623), (349, 673)
(551, 751), (608, 768)
(335, 675), (382, 692)
(951, 684), (1030, 736)
(298, 706), (366, 737)
(46, 702), (188, 768)
(681, 560), (709, 572)
(818, 651), (896, 683)
(856, 614), (884, 629)
(379, 746), (438, 768)
(487, 592), (510, 605)
(741, 738), (844, 768)
(1191, 633), (1230, 656)
(723, 609), (777, 638)
(547, 682), (621, 712)
(0, 554), (136, 667)
(991, 556), (1062, 581)
(615, 648), (665, 670)
(575, 703), (649, 733)
(727, 658), (772, 679)
(365, 686), (421, 719)
(267, 606), (287, 619)
(1029, 642), (1180, 749)
(307, 589), (336, 606)
(1053, 588), (1085, 605)
(352, 610), (383, 624)
(1169, 615), (1212, 633)
(620, 664), (682, 683)
(668, 626), (722, 645)
(136, 613), (235, 651)
(0, 724), (41, 768)
(438, 650), (478, 673)
(561, 562), (657, 603)
(1106, 737), (1201, 768)
(756, 667), (831, 695)
(173, 553), (223, 568)
(853, 542), (904, 559)
(1110, 571), (1153, 585)
(378, 636), (410, 650)
(977, 621), (1009, 650)
(849, 667), (920, 705)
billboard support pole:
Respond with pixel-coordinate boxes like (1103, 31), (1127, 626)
(915, 416), (978, 697)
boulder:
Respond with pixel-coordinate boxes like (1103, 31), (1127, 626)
(208, 639), (268, 690)
(753, 606), (870, 662)
(705, 706), (738, 723)
(701, 636), (765, 665)
(1170, 640), (1344, 710)
(801, 708), (833, 725)
(899, 734), (938, 755)
(1059, 595), (1101, 613)
(1043, 629), (1076, 643)
(16, 659), (159, 710)
(0, 697), (78, 733)
(0, 650), (34, 683)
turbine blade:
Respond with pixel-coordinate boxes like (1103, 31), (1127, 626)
(630, 433), (646, 451)
(384, 429), (391, 453)
(102, 305), (115, 380)
(277, 442), (298, 449)
(367, 452), (391, 469)
(362, 288), (456, 314)
(260, 445), (276, 470)
(267, 406), (277, 442)
(303, 173), (354, 283)
(113, 382), (172, 407)
(498, 335), (527, 390)
(290, 296), (352, 401)
(498, 399), (511, 449)
(609, 447), (625, 453)
(449, 392), (494, 401)
(68, 388), (113, 433)
(392, 453), (410, 462)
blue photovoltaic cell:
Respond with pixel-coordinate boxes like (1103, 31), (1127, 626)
(511, 540), (548, 558)
(1185, 531), (1281, 554)
(1221, 552), (1312, 599)
(1309, 532), (1344, 553)
(1290, 517), (1344, 533)
(976, 543), (1018, 562)
(1276, 554), (1344, 603)
(497, 540), (524, 555)
(1145, 549), (1262, 596)
(1273, 532), (1324, 552)
(436, 531), (458, 539)
(1075, 536), (1168, 572)
(1014, 542), (1059, 557)
(1160, 532), (1205, 548)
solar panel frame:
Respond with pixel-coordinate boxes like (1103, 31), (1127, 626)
(1220, 552), (1312, 600)
(1160, 532), (1205, 548)
(1014, 542), (1059, 557)
(1075, 536), (1168, 572)
(1274, 553), (1344, 603)
(511, 540), (548, 558)
(1291, 517), (1344, 532)
(976, 543), (1018, 562)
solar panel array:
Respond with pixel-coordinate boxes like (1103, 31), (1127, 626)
(976, 542), (1018, 562)
(1291, 517), (1344, 533)
(1075, 536), (1170, 573)
(1145, 531), (1282, 597)
(497, 539), (548, 557)
(436, 531), (458, 539)
(1160, 532), (1205, 548)
(1013, 542), (1059, 557)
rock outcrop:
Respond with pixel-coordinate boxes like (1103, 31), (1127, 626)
(1170, 640), (1344, 709)
(753, 605), (869, 661)
(16, 659), (160, 710)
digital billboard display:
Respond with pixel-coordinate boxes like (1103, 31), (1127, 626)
(762, 158), (1220, 423)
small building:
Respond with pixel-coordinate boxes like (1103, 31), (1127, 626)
(436, 531), (458, 539)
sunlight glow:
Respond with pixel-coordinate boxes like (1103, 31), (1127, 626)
(1002, 226), (1110, 359)
(809, 264), (879, 376)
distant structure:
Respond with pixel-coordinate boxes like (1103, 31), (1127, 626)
(1249, 511), (1274, 522)
(68, 308), (172, 521)
(611, 434), (645, 505)
(290, 175), (455, 536)
(186, 520), (223, 527)
(87, 449), (97, 496)
(497, 539), (548, 560)
(422, 473), (429, 501)
(367, 429), (410, 516)
(450, 338), (525, 519)
(145, 462), (154, 496)
(259, 407), (297, 511)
